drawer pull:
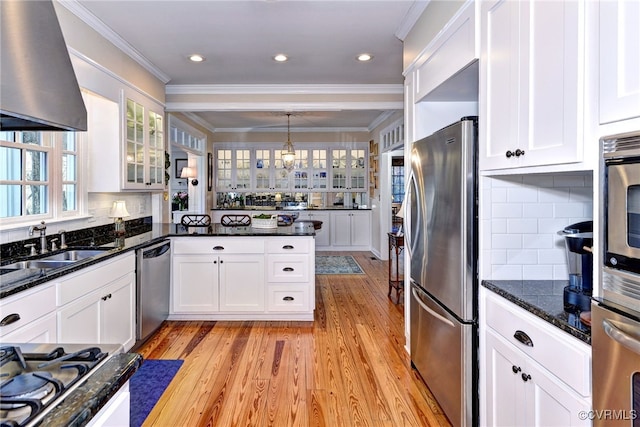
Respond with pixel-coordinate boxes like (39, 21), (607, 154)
(283, 296), (295, 301)
(283, 267), (294, 272)
(101, 293), (112, 301)
(0, 313), (21, 326)
(513, 330), (534, 347)
(521, 373), (532, 382)
(213, 246), (225, 251)
(282, 245), (294, 250)
(511, 365), (521, 374)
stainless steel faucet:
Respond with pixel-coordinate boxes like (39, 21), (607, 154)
(58, 229), (68, 249)
(28, 221), (48, 254)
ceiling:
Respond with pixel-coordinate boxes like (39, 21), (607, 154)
(71, 0), (423, 132)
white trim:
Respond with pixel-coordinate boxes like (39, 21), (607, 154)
(394, 0), (431, 41)
(166, 84), (403, 96)
(211, 126), (371, 134)
(57, 0), (171, 83)
(166, 101), (403, 112)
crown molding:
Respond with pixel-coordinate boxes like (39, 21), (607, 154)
(165, 84), (404, 96)
(57, 0), (171, 83)
(166, 101), (403, 112)
(394, 1), (431, 41)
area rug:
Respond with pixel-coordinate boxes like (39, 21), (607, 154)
(129, 359), (183, 427)
(316, 255), (364, 274)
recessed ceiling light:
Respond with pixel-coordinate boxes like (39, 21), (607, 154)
(357, 53), (373, 62)
(273, 54), (288, 62)
(189, 54), (206, 63)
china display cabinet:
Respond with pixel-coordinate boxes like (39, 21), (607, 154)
(331, 148), (367, 191)
(216, 148), (251, 191)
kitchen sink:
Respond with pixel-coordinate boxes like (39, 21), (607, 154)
(43, 249), (110, 261)
(5, 260), (76, 269)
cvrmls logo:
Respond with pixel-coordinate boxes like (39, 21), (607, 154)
(579, 410), (638, 421)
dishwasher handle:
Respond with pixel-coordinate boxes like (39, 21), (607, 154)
(142, 240), (171, 259)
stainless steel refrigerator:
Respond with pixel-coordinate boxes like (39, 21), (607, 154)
(407, 117), (478, 427)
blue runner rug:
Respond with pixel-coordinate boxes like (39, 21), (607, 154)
(315, 255), (364, 274)
(129, 359), (183, 427)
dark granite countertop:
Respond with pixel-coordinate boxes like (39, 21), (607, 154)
(481, 280), (591, 345)
(1, 222), (315, 299)
(35, 352), (142, 427)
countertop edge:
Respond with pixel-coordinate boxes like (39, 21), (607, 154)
(481, 280), (591, 345)
(35, 352), (143, 427)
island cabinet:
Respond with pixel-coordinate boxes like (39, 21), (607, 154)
(480, 288), (591, 426)
(56, 253), (136, 352)
(170, 235), (315, 321)
(479, 0), (585, 171)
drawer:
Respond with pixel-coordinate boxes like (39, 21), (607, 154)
(267, 285), (310, 312)
(0, 284), (56, 337)
(57, 253), (135, 306)
(172, 237), (264, 254)
(266, 238), (311, 254)
(484, 291), (591, 396)
(267, 254), (311, 282)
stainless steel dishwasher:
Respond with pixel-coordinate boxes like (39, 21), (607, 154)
(135, 239), (171, 347)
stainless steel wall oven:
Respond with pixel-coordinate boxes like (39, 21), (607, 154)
(594, 131), (640, 426)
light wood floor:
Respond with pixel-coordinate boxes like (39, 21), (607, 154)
(136, 251), (451, 427)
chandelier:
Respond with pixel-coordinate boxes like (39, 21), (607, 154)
(282, 113), (296, 172)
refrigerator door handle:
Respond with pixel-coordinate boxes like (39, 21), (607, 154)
(412, 287), (455, 327)
(602, 318), (640, 355)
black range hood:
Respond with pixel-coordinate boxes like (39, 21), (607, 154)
(0, 0), (87, 132)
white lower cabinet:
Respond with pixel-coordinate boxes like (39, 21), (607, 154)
(0, 284), (57, 343)
(56, 253), (136, 351)
(297, 211), (330, 248)
(171, 236), (314, 320)
(331, 211), (371, 249)
(86, 382), (130, 427)
(481, 288), (591, 426)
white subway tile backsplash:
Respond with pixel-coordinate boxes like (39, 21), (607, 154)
(507, 218), (538, 234)
(482, 173), (593, 281)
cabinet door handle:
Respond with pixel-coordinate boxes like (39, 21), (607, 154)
(213, 246), (225, 250)
(283, 296), (295, 301)
(283, 267), (294, 272)
(220, 260), (224, 264)
(213, 260), (217, 264)
(282, 245), (294, 250)
(0, 313), (21, 326)
(513, 330), (534, 347)
(101, 293), (112, 301)
(511, 365), (521, 374)
(521, 373), (532, 382)
(505, 150), (514, 158)
(515, 149), (525, 157)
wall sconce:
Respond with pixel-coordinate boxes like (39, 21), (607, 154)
(180, 167), (198, 186)
(109, 200), (130, 237)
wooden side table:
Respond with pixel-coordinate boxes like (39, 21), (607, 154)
(388, 232), (404, 304)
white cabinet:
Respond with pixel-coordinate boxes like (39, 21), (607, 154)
(599, 0), (640, 124)
(253, 148), (328, 192)
(330, 148), (367, 191)
(480, 288), (591, 427)
(331, 211), (371, 249)
(297, 211), (330, 248)
(86, 382), (130, 427)
(56, 253), (136, 351)
(480, 0), (584, 171)
(85, 89), (165, 192)
(0, 284), (57, 343)
(216, 148), (251, 191)
(171, 236), (315, 320)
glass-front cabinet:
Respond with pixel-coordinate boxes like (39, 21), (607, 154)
(123, 97), (164, 190)
(216, 148), (251, 191)
(309, 149), (328, 190)
(331, 148), (366, 191)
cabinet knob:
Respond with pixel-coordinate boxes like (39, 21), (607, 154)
(513, 330), (534, 347)
(283, 267), (294, 272)
(515, 149), (525, 157)
(0, 313), (21, 326)
(521, 373), (532, 382)
(220, 260), (224, 264)
(213, 260), (217, 264)
(505, 150), (514, 158)
(283, 296), (295, 301)
(101, 293), (112, 301)
(511, 365), (521, 374)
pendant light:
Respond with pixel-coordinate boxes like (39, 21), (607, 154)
(282, 113), (296, 172)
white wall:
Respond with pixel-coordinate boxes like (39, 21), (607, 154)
(480, 172), (593, 281)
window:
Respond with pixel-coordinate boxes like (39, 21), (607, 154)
(391, 157), (404, 203)
(0, 130), (82, 222)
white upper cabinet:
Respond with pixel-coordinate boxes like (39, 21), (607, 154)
(85, 89), (165, 191)
(599, 0), (640, 124)
(330, 148), (367, 191)
(216, 148), (251, 191)
(480, 0), (584, 171)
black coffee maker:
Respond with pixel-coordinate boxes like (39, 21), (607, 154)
(558, 221), (593, 313)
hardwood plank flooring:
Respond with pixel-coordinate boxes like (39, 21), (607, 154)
(136, 251), (452, 426)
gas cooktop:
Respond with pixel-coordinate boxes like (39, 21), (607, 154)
(0, 343), (122, 427)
